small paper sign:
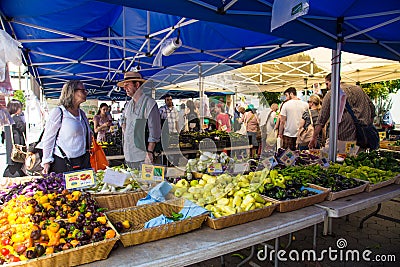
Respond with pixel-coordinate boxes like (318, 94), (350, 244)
(233, 163), (249, 173)
(345, 142), (359, 156)
(279, 149), (296, 166)
(207, 163), (223, 174)
(64, 169), (95, 190)
(262, 156), (278, 169)
(103, 168), (130, 187)
(141, 164), (166, 182)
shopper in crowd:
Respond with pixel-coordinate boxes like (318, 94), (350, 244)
(159, 94), (179, 133)
(259, 103), (279, 153)
(119, 72), (161, 169)
(297, 95), (322, 150)
(215, 103), (231, 132)
(40, 80), (92, 174)
(185, 100), (200, 132)
(93, 103), (112, 142)
(177, 103), (186, 132)
(3, 99), (26, 177)
(278, 87), (309, 150)
(242, 105), (260, 157)
(309, 73), (376, 148)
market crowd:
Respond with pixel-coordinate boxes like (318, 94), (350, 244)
(3, 72), (375, 177)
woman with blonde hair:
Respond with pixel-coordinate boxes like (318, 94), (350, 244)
(297, 94), (322, 150)
(40, 80), (92, 174)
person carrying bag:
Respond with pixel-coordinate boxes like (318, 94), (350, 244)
(296, 109), (314, 149)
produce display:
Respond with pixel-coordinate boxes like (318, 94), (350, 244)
(173, 170), (274, 218)
(87, 165), (141, 194)
(0, 173), (116, 264)
(261, 169), (318, 200)
(344, 151), (400, 172)
(280, 165), (365, 192)
(330, 163), (397, 184)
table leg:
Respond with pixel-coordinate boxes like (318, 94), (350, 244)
(284, 233), (293, 249)
(359, 203), (382, 229)
(313, 224), (317, 251)
(274, 237), (279, 267)
(323, 216), (329, 236)
(328, 217), (332, 235)
(237, 245), (255, 267)
(220, 255), (225, 267)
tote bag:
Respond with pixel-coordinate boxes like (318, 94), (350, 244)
(296, 109), (314, 146)
(90, 136), (109, 171)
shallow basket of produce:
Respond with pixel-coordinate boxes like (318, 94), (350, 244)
(324, 181), (368, 201)
(387, 145), (400, 151)
(265, 184), (330, 212)
(94, 190), (147, 211)
(379, 140), (391, 149)
(106, 198), (208, 247)
(9, 222), (119, 267)
(395, 174), (400, 185)
(364, 176), (397, 192)
(206, 201), (278, 230)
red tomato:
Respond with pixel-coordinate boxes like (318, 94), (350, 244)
(9, 255), (20, 262)
(1, 248), (9, 256)
(1, 239), (10, 246)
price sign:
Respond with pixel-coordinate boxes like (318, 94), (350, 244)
(103, 168), (130, 187)
(141, 164), (166, 182)
(262, 156), (278, 169)
(207, 163), (223, 174)
(233, 163), (249, 173)
(345, 142), (359, 156)
(64, 169), (95, 190)
(279, 149), (296, 166)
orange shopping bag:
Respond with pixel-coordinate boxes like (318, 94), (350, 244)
(90, 136), (109, 171)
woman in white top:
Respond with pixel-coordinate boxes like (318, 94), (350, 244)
(41, 80), (92, 174)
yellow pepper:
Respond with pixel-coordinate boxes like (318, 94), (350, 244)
(48, 222), (60, 233)
(96, 216), (107, 225)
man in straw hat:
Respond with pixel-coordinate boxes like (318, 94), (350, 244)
(118, 71), (161, 169)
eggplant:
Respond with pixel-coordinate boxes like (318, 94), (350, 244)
(35, 244), (45, 257)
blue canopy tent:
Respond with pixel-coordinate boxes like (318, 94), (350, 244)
(99, 0), (400, 161)
(0, 0), (314, 100)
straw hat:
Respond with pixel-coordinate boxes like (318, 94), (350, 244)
(117, 71), (146, 87)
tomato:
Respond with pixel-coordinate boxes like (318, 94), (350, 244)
(1, 239), (11, 246)
(1, 248), (9, 256)
(9, 255), (20, 262)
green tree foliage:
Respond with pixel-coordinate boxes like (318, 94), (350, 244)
(12, 90), (26, 108)
(259, 92), (282, 107)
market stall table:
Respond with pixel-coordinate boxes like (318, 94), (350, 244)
(315, 184), (400, 235)
(83, 206), (326, 267)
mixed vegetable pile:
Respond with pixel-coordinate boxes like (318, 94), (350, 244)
(0, 173), (117, 264)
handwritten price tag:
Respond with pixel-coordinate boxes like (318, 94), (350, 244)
(103, 169), (130, 187)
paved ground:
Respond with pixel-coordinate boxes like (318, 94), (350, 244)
(189, 199), (400, 267)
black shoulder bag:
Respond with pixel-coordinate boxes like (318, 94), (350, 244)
(345, 101), (379, 150)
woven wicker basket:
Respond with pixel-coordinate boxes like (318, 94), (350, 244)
(395, 174), (400, 185)
(206, 201), (278, 230)
(106, 198), (207, 247)
(387, 145), (400, 151)
(325, 181), (368, 201)
(94, 191), (147, 210)
(265, 184), (330, 212)
(379, 140), (391, 149)
(365, 176), (396, 192)
(11, 222), (119, 267)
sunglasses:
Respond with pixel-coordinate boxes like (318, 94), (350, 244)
(75, 88), (88, 93)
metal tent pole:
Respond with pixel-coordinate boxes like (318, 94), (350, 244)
(328, 43), (342, 162)
(198, 63), (204, 131)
